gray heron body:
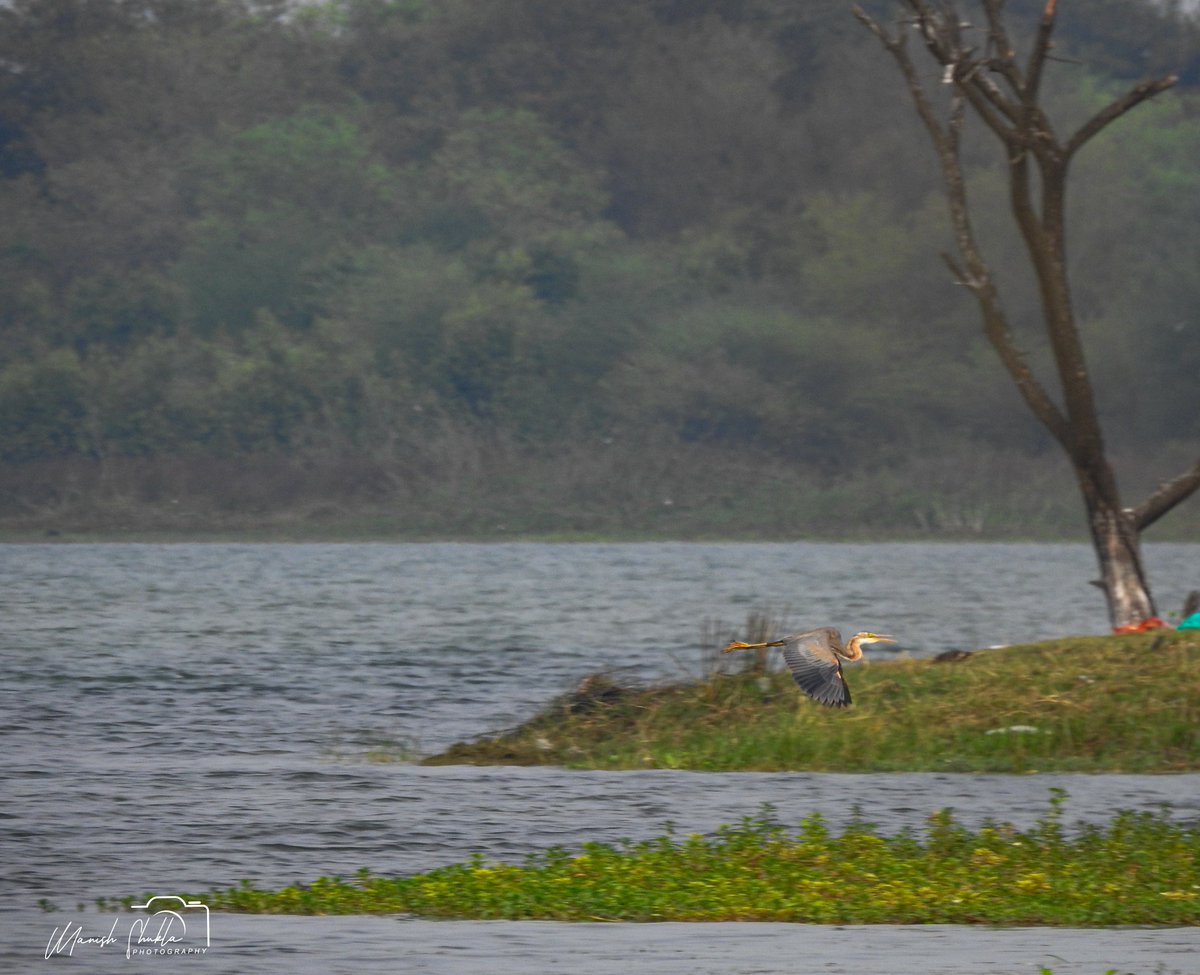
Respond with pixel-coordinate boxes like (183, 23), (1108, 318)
(722, 627), (895, 707)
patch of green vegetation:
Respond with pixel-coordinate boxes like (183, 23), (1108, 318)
(423, 632), (1200, 772)
(122, 793), (1200, 923)
(321, 736), (420, 764)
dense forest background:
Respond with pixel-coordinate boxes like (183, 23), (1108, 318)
(1, 0), (1198, 537)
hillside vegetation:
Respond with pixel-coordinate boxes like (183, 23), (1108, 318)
(2, 0), (1199, 537)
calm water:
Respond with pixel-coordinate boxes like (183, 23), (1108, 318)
(2, 542), (1198, 974)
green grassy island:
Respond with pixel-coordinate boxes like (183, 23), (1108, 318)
(423, 632), (1200, 773)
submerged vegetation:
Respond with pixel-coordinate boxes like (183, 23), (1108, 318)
(423, 632), (1200, 772)
(126, 793), (1200, 924)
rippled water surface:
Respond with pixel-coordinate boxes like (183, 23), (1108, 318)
(2, 542), (1198, 974)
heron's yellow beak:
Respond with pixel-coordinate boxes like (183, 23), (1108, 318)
(722, 641), (754, 653)
(865, 634), (896, 645)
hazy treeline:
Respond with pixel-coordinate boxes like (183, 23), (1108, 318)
(1, 0), (1198, 535)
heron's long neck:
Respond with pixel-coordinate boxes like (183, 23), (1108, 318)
(843, 638), (864, 661)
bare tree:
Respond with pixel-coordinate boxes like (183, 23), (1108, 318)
(853, 0), (1200, 630)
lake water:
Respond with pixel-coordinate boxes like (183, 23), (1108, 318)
(2, 542), (1198, 974)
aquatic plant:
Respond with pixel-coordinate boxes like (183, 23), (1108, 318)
(149, 793), (1200, 924)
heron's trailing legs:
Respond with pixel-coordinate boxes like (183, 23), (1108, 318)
(722, 640), (787, 653)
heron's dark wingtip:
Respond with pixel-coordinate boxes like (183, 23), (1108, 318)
(815, 683), (852, 708)
(802, 686), (852, 708)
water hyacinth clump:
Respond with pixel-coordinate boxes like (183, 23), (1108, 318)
(151, 794), (1200, 925)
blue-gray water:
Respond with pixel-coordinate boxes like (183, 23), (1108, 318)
(2, 542), (1198, 974)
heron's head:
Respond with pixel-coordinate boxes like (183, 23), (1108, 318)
(844, 632), (895, 661)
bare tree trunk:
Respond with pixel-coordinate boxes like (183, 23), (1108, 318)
(853, 0), (1200, 631)
(1078, 470), (1156, 628)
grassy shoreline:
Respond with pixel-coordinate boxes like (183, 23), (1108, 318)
(5, 441), (1200, 545)
(423, 632), (1200, 773)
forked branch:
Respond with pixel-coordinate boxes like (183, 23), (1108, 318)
(851, 3), (1072, 448)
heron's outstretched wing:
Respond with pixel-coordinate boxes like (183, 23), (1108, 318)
(780, 628), (852, 708)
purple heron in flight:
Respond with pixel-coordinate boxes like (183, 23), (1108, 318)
(722, 627), (895, 708)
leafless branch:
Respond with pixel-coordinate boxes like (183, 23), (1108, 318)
(1066, 74), (1179, 159)
(1130, 458), (1200, 531)
(1023, 0), (1059, 103)
(979, 0), (1023, 91)
(957, 67), (1022, 139)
